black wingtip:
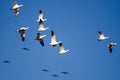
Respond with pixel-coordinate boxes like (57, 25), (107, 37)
(59, 42), (62, 46)
(40, 19), (43, 24)
(39, 10), (42, 14)
(51, 30), (54, 36)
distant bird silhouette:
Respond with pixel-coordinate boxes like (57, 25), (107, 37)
(52, 74), (59, 77)
(98, 31), (109, 41)
(10, 1), (23, 16)
(62, 72), (69, 74)
(59, 42), (69, 54)
(34, 33), (46, 46)
(41, 69), (49, 72)
(3, 60), (10, 63)
(16, 27), (29, 41)
(49, 30), (62, 47)
(37, 10), (47, 22)
(37, 19), (49, 32)
(108, 43), (117, 53)
(22, 47), (30, 51)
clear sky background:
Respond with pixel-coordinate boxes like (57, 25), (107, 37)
(0, 0), (120, 80)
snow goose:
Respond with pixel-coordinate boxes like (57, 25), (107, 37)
(49, 30), (62, 47)
(108, 43), (117, 53)
(34, 33), (46, 46)
(16, 27), (29, 42)
(37, 19), (49, 32)
(98, 31), (109, 41)
(59, 42), (69, 54)
(10, 2), (23, 16)
(37, 10), (47, 22)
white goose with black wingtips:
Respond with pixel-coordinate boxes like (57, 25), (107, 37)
(59, 42), (69, 54)
(37, 10), (47, 22)
(16, 27), (29, 42)
(10, 1), (23, 16)
(98, 31), (109, 41)
(49, 30), (61, 47)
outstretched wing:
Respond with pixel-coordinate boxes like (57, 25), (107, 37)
(108, 44), (112, 53)
(38, 10), (43, 21)
(40, 38), (44, 46)
(51, 30), (56, 42)
(98, 31), (104, 37)
(59, 42), (65, 51)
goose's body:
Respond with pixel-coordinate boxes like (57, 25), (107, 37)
(11, 2), (23, 16)
(98, 31), (109, 41)
(62, 72), (69, 74)
(52, 75), (59, 77)
(108, 43), (117, 53)
(22, 47), (30, 51)
(37, 10), (47, 22)
(49, 31), (61, 47)
(59, 42), (69, 54)
(42, 69), (49, 72)
(3, 60), (10, 63)
(17, 27), (29, 41)
(34, 33), (46, 46)
(37, 19), (49, 32)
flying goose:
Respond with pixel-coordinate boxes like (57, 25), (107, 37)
(10, 2), (23, 16)
(98, 31), (109, 41)
(59, 42), (69, 54)
(3, 60), (10, 63)
(108, 43), (117, 53)
(62, 72), (69, 74)
(34, 33), (46, 46)
(16, 27), (29, 41)
(37, 19), (49, 32)
(41, 69), (49, 72)
(22, 47), (30, 51)
(52, 74), (59, 77)
(37, 10), (47, 22)
(49, 30), (62, 47)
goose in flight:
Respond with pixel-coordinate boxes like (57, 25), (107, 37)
(49, 30), (61, 47)
(59, 42), (69, 54)
(52, 74), (59, 77)
(17, 27), (29, 42)
(22, 47), (30, 51)
(34, 33), (46, 46)
(98, 31), (109, 41)
(37, 19), (49, 32)
(3, 60), (10, 63)
(62, 72), (69, 74)
(37, 10), (47, 22)
(41, 69), (49, 72)
(10, 2), (23, 16)
(108, 43), (117, 53)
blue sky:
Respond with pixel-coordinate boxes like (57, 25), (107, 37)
(0, 0), (120, 80)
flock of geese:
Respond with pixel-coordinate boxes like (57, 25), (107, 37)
(9, 1), (117, 54)
(3, 1), (70, 78)
(11, 1), (70, 54)
(2, 1), (118, 79)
